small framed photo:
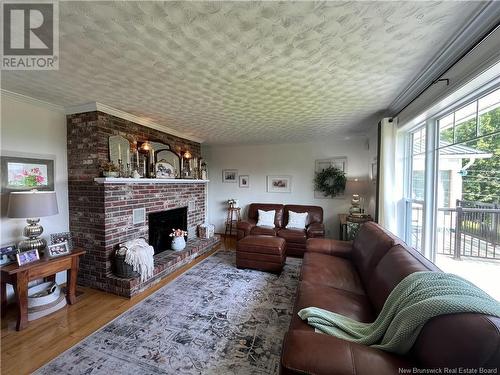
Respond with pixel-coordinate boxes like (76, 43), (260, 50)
(0, 244), (18, 266)
(222, 169), (238, 183)
(267, 175), (292, 193)
(50, 232), (73, 250)
(239, 175), (249, 188)
(47, 242), (70, 258)
(16, 249), (40, 266)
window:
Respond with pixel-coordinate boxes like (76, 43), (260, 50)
(405, 126), (426, 252)
(404, 87), (500, 299)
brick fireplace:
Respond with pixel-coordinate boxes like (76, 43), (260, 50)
(67, 110), (219, 297)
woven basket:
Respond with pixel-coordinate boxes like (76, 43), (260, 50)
(28, 282), (67, 321)
(113, 252), (139, 279)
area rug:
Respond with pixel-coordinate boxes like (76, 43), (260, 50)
(36, 251), (301, 375)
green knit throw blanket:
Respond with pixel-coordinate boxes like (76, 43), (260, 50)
(298, 271), (500, 354)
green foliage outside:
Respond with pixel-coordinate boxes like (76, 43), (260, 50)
(440, 107), (500, 205)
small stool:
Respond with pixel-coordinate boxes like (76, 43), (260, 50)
(225, 207), (241, 237)
(236, 235), (286, 273)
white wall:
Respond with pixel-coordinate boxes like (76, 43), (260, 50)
(203, 136), (375, 238)
(0, 92), (69, 294)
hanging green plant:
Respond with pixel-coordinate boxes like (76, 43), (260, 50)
(314, 166), (346, 198)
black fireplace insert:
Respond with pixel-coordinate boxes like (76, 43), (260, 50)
(148, 207), (188, 254)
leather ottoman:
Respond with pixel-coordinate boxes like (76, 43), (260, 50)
(236, 235), (286, 273)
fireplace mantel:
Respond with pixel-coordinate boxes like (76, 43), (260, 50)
(94, 177), (209, 184)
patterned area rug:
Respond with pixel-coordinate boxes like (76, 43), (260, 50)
(36, 252), (301, 375)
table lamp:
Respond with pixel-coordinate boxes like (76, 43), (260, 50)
(7, 190), (59, 253)
(347, 179), (366, 217)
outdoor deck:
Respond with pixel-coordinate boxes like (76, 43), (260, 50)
(410, 200), (500, 300)
(435, 254), (500, 300)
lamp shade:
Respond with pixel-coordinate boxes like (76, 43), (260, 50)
(345, 179), (370, 197)
(7, 191), (59, 218)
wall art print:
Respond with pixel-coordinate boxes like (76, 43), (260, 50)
(1, 156), (55, 193)
(266, 175), (292, 193)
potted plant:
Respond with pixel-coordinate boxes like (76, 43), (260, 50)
(169, 228), (188, 251)
(100, 161), (120, 177)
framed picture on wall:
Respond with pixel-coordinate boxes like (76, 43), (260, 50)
(1, 156), (54, 193)
(239, 175), (249, 188)
(222, 169), (238, 183)
(314, 157), (347, 199)
(267, 175), (292, 193)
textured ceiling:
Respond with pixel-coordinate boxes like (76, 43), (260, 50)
(1, 1), (485, 144)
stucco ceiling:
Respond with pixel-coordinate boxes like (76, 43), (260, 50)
(0, 1), (488, 144)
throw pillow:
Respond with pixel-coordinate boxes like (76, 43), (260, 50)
(286, 211), (308, 229)
(256, 209), (275, 227)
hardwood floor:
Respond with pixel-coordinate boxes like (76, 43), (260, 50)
(1, 237), (235, 375)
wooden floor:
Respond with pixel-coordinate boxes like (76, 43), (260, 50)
(1, 237), (235, 375)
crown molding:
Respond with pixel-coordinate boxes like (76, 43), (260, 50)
(65, 102), (205, 143)
(388, 2), (500, 115)
(1, 89), (65, 112)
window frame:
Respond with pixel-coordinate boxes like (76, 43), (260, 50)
(401, 84), (500, 261)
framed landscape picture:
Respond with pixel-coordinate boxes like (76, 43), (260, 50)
(1, 156), (54, 193)
(222, 169), (238, 183)
(267, 175), (292, 193)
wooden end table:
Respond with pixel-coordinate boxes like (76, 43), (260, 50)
(0, 248), (85, 331)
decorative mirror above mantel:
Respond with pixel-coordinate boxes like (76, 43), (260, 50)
(109, 135), (131, 166)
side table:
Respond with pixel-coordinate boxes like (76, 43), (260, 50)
(0, 248), (85, 331)
(339, 214), (373, 241)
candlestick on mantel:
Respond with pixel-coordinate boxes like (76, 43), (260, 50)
(118, 144), (121, 160)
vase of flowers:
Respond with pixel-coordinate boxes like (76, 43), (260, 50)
(170, 228), (187, 251)
(227, 199), (239, 208)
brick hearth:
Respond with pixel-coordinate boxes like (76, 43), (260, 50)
(67, 111), (217, 297)
(108, 236), (220, 297)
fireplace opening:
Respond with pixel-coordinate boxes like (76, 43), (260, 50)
(149, 207), (188, 255)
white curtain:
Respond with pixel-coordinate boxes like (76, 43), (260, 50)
(377, 118), (399, 234)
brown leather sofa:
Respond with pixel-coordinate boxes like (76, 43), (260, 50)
(281, 222), (500, 374)
(236, 203), (325, 257)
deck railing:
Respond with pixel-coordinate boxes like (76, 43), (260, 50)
(410, 200), (500, 260)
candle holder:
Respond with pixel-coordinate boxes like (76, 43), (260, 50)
(118, 159), (123, 177)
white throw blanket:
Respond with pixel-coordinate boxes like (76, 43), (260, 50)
(118, 238), (154, 282)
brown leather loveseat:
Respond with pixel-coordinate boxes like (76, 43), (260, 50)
(236, 203), (325, 257)
(281, 221), (500, 374)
